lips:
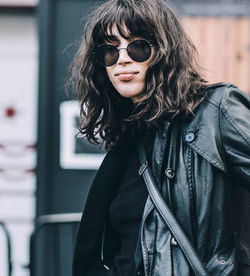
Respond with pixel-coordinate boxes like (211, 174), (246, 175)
(115, 71), (139, 81)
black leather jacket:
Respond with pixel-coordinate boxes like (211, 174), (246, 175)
(73, 84), (250, 276)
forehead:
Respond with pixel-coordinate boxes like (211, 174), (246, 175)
(105, 23), (133, 42)
(92, 1), (158, 45)
(93, 11), (155, 45)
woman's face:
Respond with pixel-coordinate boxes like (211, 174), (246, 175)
(105, 26), (155, 102)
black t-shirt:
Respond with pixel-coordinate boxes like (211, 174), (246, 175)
(107, 149), (148, 276)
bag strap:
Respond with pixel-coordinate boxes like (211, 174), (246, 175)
(138, 143), (209, 276)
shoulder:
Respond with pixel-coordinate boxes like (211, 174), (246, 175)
(192, 82), (250, 124)
(203, 82), (249, 109)
(204, 83), (250, 142)
(183, 83), (250, 172)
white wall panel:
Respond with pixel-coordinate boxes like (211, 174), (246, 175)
(0, 13), (38, 276)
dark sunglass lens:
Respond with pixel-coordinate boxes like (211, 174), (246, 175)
(128, 40), (151, 62)
(96, 45), (118, 66)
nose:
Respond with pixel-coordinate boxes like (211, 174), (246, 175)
(117, 48), (132, 65)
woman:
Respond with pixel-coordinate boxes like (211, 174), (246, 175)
(70, 0), (250, 275)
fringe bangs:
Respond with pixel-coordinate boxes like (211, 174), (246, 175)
(92, 0), (155, 44)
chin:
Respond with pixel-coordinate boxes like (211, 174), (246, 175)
(116, 85), (144, 99)
(120, 91), (142, 99)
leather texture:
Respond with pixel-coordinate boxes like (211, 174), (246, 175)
(138, 143), (209, 276)
(72, 83), (250, 276)
(136, 83), (250, 276)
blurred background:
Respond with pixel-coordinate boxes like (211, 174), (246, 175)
(0, 0), (249, 275)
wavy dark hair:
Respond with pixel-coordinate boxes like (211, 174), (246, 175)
(69, 0), (208, 150)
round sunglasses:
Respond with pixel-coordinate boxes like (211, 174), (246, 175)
(94, 39), (153, 67)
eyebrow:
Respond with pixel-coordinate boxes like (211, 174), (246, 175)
(105, 34), (120, 43)
(105, 35), (140, 46)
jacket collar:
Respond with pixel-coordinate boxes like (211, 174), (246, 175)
(183, 92), (227, 174)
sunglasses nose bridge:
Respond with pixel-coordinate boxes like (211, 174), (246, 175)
(116, 47), (132, 64)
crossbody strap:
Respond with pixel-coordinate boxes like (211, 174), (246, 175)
(138, 143), (209, 276)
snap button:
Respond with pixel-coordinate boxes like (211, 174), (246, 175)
(220, 260), (226, 265)
(171, 237), (178, 246)
(165, 168), (175, 179)
(160, 130), (167, 138)
(185, 132), (195, 143)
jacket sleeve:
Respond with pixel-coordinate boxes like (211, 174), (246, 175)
(219, 85), (250, 191)
(219, 85), (250, 273)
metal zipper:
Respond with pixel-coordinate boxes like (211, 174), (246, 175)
(100, 224), (110, 271)
(187, 146), (197, 246)
(140, 202), (154, 276)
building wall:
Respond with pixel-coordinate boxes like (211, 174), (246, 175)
(181, 16), (250, 93)
(172, 0), (250, 16)
(0, 13), (38, 276)
(0, 1), (249, 276)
